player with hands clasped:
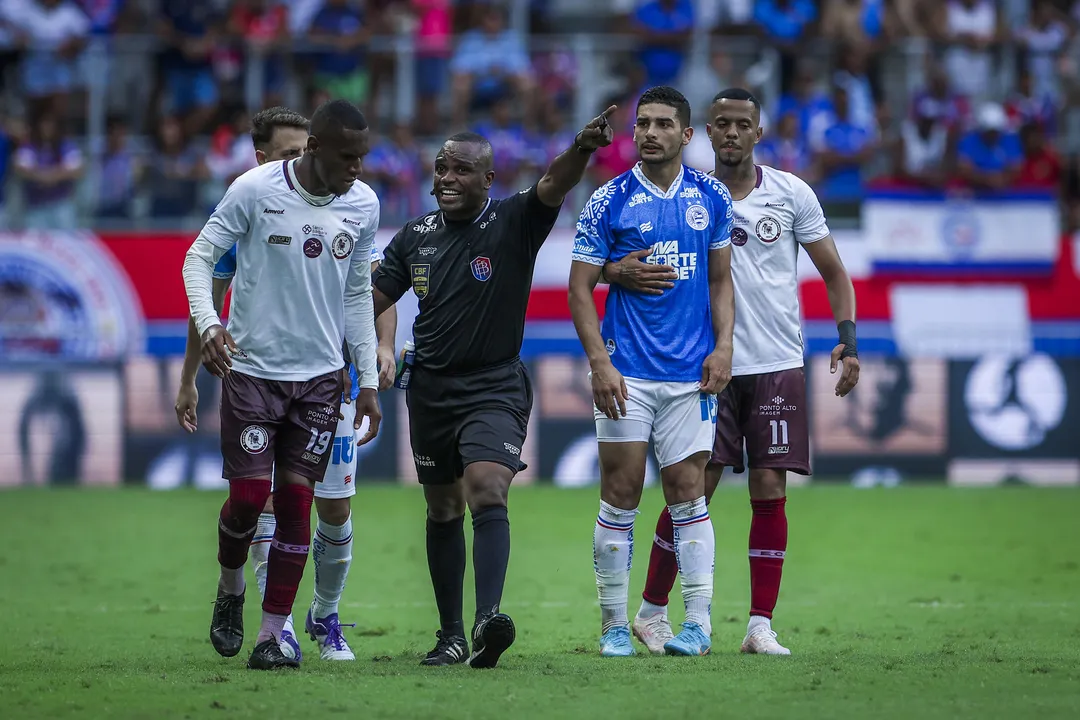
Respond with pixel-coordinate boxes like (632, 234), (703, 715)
(569, 86), (736, 658)
(607, 88), (860, 657)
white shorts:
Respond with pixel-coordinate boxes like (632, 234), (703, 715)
(315, 401), (358, 499)
(594, 376), (717, 468)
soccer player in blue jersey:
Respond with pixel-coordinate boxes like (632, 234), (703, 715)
(173, 106), (397, 662)
(568, 86), (736, 657)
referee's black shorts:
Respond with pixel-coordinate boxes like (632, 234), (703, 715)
(405, 358), (533, 485)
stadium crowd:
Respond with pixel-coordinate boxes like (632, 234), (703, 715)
(0, 0), (1076, 230)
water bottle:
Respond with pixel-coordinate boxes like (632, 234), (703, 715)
(394, 340), (415, 390)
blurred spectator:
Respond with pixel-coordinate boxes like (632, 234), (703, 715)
(1015, 0), (1070, 101)
(206, 108), (257, 188)
(449, 7), (532, 128)
(229, 0), (290, 107)
(144, 115), (205, 220)
(6, 0), (90, 119)
(886, 0), (931, 37)
(76, 0), (124, 35)
(531, 101), (575, 168)
(712, 0), (754, 30)
(411, 0), (452, 137)
(531, 48), (577, 117)
(587, 100), (637, 187)
(683, 50), (742, 122)
(1015, 121), (1061, 190)
(809, 84), (878, 201)
(0, 117), (13, 219)
(775, 64), (832, 138)
(364, 122), (425, 225)
(13, 113), (83, 229)
(956, 102), (1023, 191)
(158, 0), (224, 136)
(753, 0), (817, 91)
(833, 44), (879, 132)
(909, 61), (971, 135)
(820, 0), (886, 50)
(934, 0), (999, 102)
(1005, 69), (1057, 136)
(757, 112), (815, 179)
(306, 0), (370, 109)
(473, 95), (531, 198)
(632, 0), (694, 87)
(95, 115), (140, 219)
(892, 97), (949, 189)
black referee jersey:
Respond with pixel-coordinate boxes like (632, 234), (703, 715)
(373, 185), (562, 375)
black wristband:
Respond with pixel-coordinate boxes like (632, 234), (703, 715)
(574, 132), (596, 154)
(837, 320), (858, 359)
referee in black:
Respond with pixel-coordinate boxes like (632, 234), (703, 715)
(372, 107), (616, 669)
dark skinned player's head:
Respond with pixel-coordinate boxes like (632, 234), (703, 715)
(432, 131), (495, 220)
(634, 86), (693, 166)
(250, 106), (310, 166)
(307, 99), (370, 196)
(707, 88), (762, 169)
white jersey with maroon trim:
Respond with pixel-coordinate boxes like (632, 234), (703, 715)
(186, 159), (380, 385)
(722, 164), (830, 376)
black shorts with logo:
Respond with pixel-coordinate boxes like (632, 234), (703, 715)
(405, 358), (533, 485)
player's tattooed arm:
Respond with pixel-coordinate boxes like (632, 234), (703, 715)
(802, 234), (859, 397)
(536, 105), (617, 208)
(701, 246), (734, 394)
(569, 260), (628, 420)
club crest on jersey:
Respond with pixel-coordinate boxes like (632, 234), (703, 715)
(756, 216), (782, 243)
(605, 338), (616, 355)
(303, 237), (323, 258)
(470, 256), (492, 282)
(332, 232), (354, 260)
(731, 227), (749, 246)
(412, 264), (430, 298)
(240, 425), (269, 454)
(685, 204), (709, 231)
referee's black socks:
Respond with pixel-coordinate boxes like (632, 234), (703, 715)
(426, 515), (466, 638)
(472, 505), (510, 623)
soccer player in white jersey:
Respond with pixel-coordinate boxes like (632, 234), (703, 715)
(569, 86), (736, 658)
(174, 106), (398, 663)
(183, 99), (383, 671)
(605, 88), (861, 656)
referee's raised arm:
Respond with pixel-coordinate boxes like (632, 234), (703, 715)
(534, 105), (618, 207)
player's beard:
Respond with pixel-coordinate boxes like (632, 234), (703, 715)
(716, 144), (748, 168)
(640, 143), (681, 167)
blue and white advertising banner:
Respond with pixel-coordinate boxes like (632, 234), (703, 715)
(863, 190), (1060, 273)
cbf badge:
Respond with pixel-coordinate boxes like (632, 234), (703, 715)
(411, 264), (430, 298)
(470, 256), (492, 282)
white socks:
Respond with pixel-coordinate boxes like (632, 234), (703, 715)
(218, 565), (245, 596)
(257, 612), (288, 644)
(311, 514), (353, 620)
(594, 501), (637, 634)
(250, 512), (275, 597)
(638, 599), (667, 618)
(669, 497), (714, 632)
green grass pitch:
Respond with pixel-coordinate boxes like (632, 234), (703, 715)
(1, 485), (1078, 719)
